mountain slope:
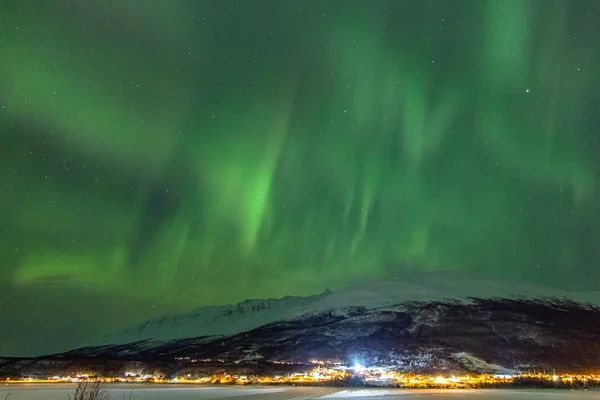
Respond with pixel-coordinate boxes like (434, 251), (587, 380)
(99, 272), (600, 347)
(189, 297), (600, 372)
(100, 290), (332, 345)
(64, 296), (600, 374)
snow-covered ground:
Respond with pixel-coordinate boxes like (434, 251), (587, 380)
(1, 384), (599, 399)
(99, 271), (600, 347)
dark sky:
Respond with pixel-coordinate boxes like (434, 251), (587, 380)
(1, 0), (600, 356)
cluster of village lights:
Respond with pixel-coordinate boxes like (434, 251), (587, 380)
(4, 361), (600, 388)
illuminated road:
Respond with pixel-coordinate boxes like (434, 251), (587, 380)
(2, 384), (600, 399)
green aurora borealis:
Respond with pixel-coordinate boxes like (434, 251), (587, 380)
(1, 0), (600, 356)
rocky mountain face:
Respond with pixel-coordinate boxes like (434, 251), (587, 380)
(60, 297), (600, 374)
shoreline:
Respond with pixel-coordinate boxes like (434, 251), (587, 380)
(4, 380), (600, 390)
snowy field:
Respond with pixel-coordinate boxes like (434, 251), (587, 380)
(2, 384), (600, 399)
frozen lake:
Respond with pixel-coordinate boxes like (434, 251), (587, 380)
(2, 384), (599, 399)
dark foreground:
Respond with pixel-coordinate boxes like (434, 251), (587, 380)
(2, 384), (600, 399)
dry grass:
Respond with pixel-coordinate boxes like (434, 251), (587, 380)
(70, 381), (108, 400)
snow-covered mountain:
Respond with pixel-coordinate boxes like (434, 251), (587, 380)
(100, 272), (600, 346)
(7, 272), (600, 376)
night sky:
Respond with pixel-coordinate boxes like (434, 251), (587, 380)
(1, 0), (600, 356)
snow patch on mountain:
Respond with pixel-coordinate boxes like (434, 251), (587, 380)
(100, 291), (331, 345)
(452, 352), (517, 375)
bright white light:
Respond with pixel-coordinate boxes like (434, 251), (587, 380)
(353, 363), (365, 372)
